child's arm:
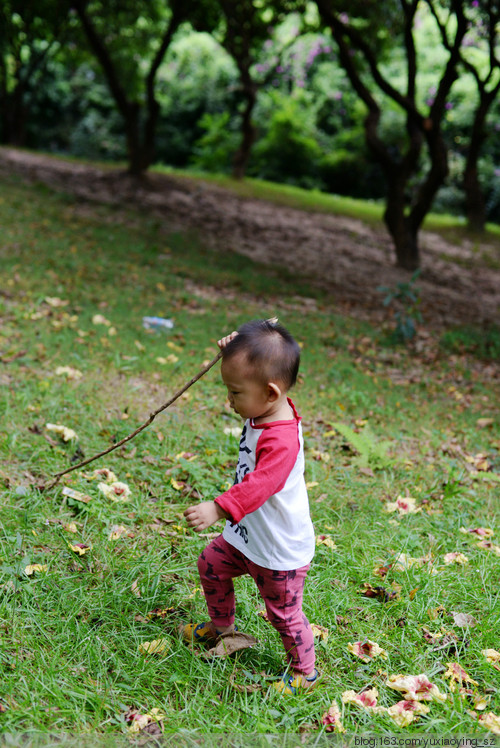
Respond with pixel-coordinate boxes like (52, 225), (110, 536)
(184, 501), (230, 532)
(183, 332), (237, 532)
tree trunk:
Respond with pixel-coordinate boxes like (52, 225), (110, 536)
(232, 80), (256, 180)
(384, 179), (420, 271)
(462, 95), (492, 232)
(463, 162), (486, 232)
(1, 86), (28, 146)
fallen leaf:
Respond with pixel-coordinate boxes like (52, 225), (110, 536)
(361, 582), (399, 602)
(444, 662), (478, 689)
(92, 314), (111, 326)
(373, 564), (392, 578)
(460, 527), (494, 538)
(348, 640), (388, 662)
(62, 522), (78, 533)
(98, 481), (131, 502)
(144, 607), (177, 620)
(359, 466), (375, 477)
(54, 366), (83, 380)
(204, 631), (258, 658)
(167, 341), (183, 352)
(386, 673), (447, 702)
(476, 540), (500, 556)
(68, 543), (90, 556)
(45, 296), (69, 307)
(465, 453), (491, 471)
(386, 700), (430, 727)
(393, 552), (431, 571)
(175, 451), (197, 462)
(138, 639), (169, 655)
(85, 468), (117, 483)
(321, 700), (346, 733)
(428, 605), (447, 620)
(450, 611), (478, 628)
(46, 423), (78, 442)
(478, 712), (500, 735)
(309, 448), (330, 462)
(62, 486), (92, 504)
(131, 579), (141, 598)
(458, 689), (490, 710)
(126, 707), (165, 735)
(384, 496), (422, 515)
(476, 418), (494, 429)
(316, 534), (337, 549)
(342, 687), (380, 709)
(24, 564), (47, 575)
(443, 552), (469, 565)
(108, 524), (132, 541)
(482, 649), (500, 671)
(311, 624), (329, 641)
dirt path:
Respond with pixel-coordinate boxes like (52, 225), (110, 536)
(1, 146), (499, 329)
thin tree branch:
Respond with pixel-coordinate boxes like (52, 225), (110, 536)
(45, 351), (223, 491)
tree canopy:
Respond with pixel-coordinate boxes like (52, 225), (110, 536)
(1, 0), (499, 266)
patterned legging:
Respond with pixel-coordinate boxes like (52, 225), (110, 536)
(197, 534), (315, 675)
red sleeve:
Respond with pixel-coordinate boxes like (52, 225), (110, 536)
(214, 424), (300, 523)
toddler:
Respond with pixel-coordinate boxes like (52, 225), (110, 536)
(183, 319), (317, 694)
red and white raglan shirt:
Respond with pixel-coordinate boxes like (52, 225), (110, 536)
(214, 399), (315, 571)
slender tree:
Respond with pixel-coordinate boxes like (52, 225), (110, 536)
(0, 0), (68, 145)
(215, 0), (305, 179)
(316, 0), (467, 269)
(428, 0), (500, 231)
(70, 0), (215, 176)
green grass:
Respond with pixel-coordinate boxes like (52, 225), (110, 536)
(0, 173), (499, 739)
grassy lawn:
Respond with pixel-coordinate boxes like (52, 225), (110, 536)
(0, 174), (499, 740)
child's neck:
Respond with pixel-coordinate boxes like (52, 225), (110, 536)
(254, 395), (293, 425)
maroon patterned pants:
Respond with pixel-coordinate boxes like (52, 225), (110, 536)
(197, 534), (315, 675)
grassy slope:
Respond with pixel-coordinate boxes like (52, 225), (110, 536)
(0, 174), (499, 737)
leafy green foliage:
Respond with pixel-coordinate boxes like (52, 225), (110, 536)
(379, 271), (423, 343)
(332, 422), (395, 471)
(250, 93), (322, 186)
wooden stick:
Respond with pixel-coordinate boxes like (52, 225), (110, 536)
(45, 350), (222, 491)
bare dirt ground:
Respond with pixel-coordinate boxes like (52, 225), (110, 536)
(1, 146), (499, 330)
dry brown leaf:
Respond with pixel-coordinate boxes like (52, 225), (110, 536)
(451, 611), (478, 628)
(131, 578), (141, 598)
(62, 486), (92, 504)
(204, 631), (258, 658)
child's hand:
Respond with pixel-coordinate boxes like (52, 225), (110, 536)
(184, 501), (228, 532)
(217, 331), (238, 349)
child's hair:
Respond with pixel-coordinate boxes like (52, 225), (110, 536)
(222, 319), (300, 390)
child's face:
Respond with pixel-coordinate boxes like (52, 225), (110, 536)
(221, 354), (272, 421)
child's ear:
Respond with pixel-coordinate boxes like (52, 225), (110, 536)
(268, 382), (282, 401)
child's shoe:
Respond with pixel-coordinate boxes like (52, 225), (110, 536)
(180, 621), (219, 643)
(272, 668), (320, 695)
(180, 622), (239, 643)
